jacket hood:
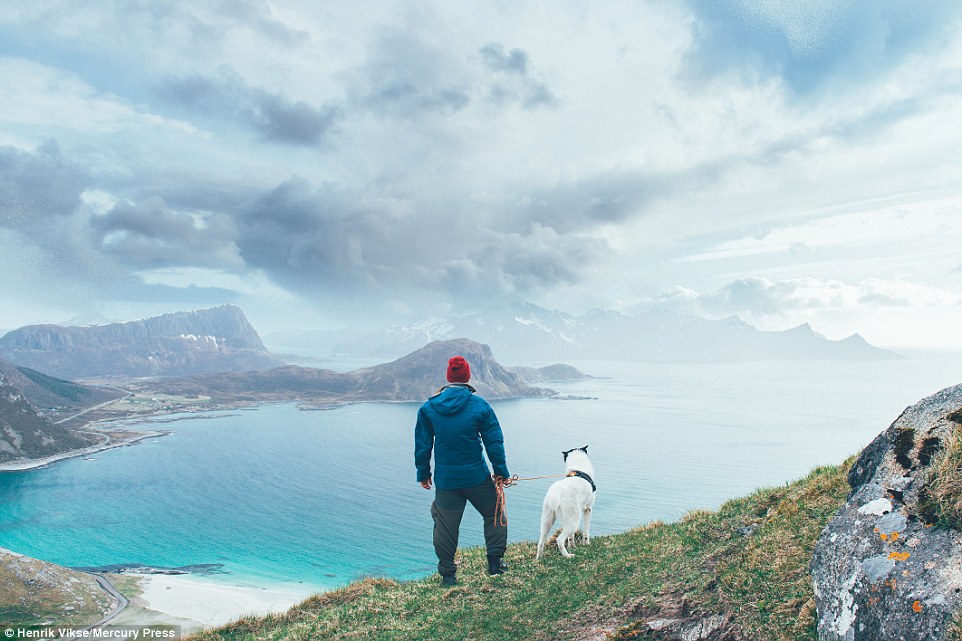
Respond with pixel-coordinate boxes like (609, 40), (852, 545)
(429, 384), (475, 416)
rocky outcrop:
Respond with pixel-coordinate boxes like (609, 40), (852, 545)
(812, 383), (962, 641)
(0, 304), (283, 379)
(611, 594), (738, 640)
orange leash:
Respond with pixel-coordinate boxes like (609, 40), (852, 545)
(493, 473), (567, 527)
(493, 476), (511, 527)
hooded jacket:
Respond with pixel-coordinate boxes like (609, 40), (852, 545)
(414, 383), (509, 490)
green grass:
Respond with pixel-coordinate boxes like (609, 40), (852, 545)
(104, 574), (144, 600)
(15, 366), (92, 402)
(192, 459), (852, 641)
(923, 422), (962, 529)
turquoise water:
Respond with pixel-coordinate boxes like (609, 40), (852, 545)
(0, 357), (959, 592)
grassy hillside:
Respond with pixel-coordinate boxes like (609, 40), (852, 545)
(193, 459), (853, 641)
(0, 547), (116, 626)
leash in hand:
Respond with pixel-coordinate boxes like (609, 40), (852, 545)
(493, 473), (566, 527)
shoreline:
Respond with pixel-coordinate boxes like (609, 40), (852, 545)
(109, 572), (324, 634)
(2, 386), (571, 472)
(0, 430), (170, 473)
(0, 397), (264, 473)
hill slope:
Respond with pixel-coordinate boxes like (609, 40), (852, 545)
(193, 461), (852, 641)
(0, 305), (283, 380)
(0, 357), (128, 464)
(0, 357), (124, 422)
(0, 547), (118, 626)
(0, 371), (95, 463)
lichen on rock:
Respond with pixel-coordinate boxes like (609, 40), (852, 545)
(811, 383), (962, 641)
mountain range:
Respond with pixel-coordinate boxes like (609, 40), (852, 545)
(266, 302), (899, 363)
(0, 304), (283, 380)
(130, 338), (555, 405)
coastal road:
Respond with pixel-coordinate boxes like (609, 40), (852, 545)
(64, 574), (130, 641)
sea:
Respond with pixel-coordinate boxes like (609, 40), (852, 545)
(0, 355), (960, 594)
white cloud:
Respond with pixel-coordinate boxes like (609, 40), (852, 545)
(1, 2), (962, 348)
(657, 276), (958, 316)
(647, 276), (961, 347)
(682, 196), (962, 263)
(0, 57), (198, 135)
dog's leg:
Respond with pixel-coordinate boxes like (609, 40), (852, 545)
(557, 523), (575, 558)
(582, 506), (592, 545)
(536, 508), (556, 559)
(557, 509), (577, 558)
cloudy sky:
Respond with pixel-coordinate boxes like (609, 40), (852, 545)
(2, 1), (962, 349)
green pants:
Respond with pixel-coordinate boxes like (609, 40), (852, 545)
(430, 478), (507, 577)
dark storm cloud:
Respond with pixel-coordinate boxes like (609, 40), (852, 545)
(158, 69), (341, 147)
(0, 141), (89, 232)
(0, 141), (251, 310)
(235, 178), (391, 291)
(90, 197), (241, 268)
(119, 0), (307, 49)
(438, 225), (607, 300)
(212, 0), (309, 47)
(123, 282), (241, 304)
(505, 166), (710, 235)
(110, 172), (260, 215)
(229, 175), (611, 303)
(351, 31), (471, 118)
(682, 1), (962, 96)
(479, 43), (557, 110)
(60, 0), (305, 49)
(479, 44), (529, 75)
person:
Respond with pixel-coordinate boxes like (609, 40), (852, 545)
(414, 355), (510, 586)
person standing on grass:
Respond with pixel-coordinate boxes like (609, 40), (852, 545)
(414, 355), (511, 586)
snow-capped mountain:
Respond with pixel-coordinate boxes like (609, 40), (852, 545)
(323, 303), (898, 363)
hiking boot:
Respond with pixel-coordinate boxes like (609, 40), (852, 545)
(441, 574), (458, 587)
(487, 556), (508, 575)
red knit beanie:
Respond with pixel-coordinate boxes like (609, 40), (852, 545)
(446, 356), (471, 383)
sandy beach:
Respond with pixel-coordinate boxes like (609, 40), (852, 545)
(109, 573), (322, 634)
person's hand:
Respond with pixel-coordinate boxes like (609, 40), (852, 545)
(420, 476), (432, 490)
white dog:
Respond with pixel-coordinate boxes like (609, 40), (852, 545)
(536, 445), (597, 559)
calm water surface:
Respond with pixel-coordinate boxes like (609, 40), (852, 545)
(0, 357), (959, 592)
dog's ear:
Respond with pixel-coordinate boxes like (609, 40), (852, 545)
(581, 445), (589, 452)
(562, 449), (569, 461)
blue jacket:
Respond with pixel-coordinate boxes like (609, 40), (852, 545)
(414, 384), (509, 490)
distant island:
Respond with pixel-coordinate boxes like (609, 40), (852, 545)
(126, 337), (558, 407)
